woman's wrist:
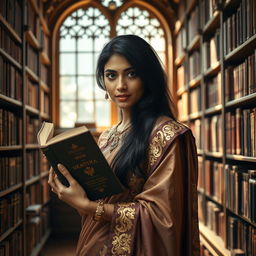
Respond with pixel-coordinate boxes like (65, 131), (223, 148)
(79, 199), (114, 221)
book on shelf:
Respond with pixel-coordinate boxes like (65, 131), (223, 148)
(37, 122), (125, 200)
(226, 108), (256, 157)
(227, 215), (256, 255)
(223, 0), (256, 56)
(0, 230), (23, 256)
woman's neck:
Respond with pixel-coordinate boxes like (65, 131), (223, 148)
(119, 109), (131, 130)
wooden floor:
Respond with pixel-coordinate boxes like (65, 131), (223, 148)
(41, 234), (78, 256)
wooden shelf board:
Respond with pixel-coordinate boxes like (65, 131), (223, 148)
(197, 188), (204, 194)
(26, 30), (41, 50)
(224, 34), (256, 63)
(189, 111), (202, 120)
(204, 62), (221, 78)
(174, 20), (182, 35)
(0, 145), (22, 151)
(25, 67), (39, 82)
(199, 222), (231, 256)
(226, 208), (256, 228)
(176, 12), (186, 35)
(0, 14), (22, 44)
(189, 75), (202, 88)
(25, 105), (40, 115)
(226, 154), (256, 163)
(39, 16), (50, 36)
(174, 52), (185, 66)
(41, 51), (51, 66)
(205, 194), (223, 207)
(40, 81), (50, 93)
(202, 11), (220, 36)
(0, 220), (23, 243)
(197, 149), (203, 155)
(0, 49), (22, 70)
(30, 229), (51, 256)
(28, 0), (50, 36)
(40, 112), (50, 120)
(225, 93), (256, 108)
(187, 35), (200, 53)
(177, 86), (187, 97)
(41, 171), (49, 179)
(205, 151), (223, 158)
(205, 104), (222, 116)
(25, 175), (41, 186)
(25, 144), (40, 149)
(0, 183), (23, 198)
(0, 94), (22, 108)
(200, 234), (226, 256)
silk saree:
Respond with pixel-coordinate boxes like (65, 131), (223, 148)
(76, 117), (200, 256)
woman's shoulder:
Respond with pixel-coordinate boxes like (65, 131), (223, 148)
(147, 116), (192, 170)
(151, 116), (190, 138)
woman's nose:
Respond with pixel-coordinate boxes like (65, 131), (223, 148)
(116, 76), (127, 90)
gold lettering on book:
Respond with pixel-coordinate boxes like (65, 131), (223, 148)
(73, 159), (97, 170)
(68, 144), (86, 155)
(74, 154), (86, 160)
(84, 167), (95, 176)
(71, 144), (79, 150)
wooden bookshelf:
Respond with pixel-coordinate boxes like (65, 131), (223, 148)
(0, 0), (51, 255)
(175, 0), (256, 255)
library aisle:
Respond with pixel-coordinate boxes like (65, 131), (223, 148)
(41, 235), (77, 256)
(0, 0), (255, 256)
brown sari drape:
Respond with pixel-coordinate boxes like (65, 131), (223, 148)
(76, 117), (200, 256)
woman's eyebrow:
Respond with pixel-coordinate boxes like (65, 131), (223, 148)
(104, 67), (134, 73)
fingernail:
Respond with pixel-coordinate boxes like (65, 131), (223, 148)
(58, 164), (63, 169)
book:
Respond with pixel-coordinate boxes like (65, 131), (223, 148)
(37, 122), (125, 200)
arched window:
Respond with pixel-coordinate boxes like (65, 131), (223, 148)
(57, 1), (168, 128)
(116, 6), (166, 65)
(59, 7), (110, 128)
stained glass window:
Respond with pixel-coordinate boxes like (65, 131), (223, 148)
(116, 6), (166, 65)
(59, 7), (110, 128)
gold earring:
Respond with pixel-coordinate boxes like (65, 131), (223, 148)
(105, 93), (109, 100)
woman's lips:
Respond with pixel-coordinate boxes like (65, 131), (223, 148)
(116, 95), (130, 102)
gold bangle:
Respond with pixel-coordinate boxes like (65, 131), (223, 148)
(93, 200), (105, 221)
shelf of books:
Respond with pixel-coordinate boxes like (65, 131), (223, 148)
(175, 0), (256, 255)
(0, 0), (51, 255)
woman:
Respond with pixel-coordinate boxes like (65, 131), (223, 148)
(48, 35), (200, 256)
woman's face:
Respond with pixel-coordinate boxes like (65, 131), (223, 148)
(103, 54), (144, 111)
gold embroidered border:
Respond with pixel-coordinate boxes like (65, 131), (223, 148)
(111, 203), (136, 256)
(148, 121), (185, 167)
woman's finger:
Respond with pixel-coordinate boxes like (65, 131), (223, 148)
(48, 169), (58, 191)
(57, 164), (76, 185)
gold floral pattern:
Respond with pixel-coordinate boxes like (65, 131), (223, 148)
(148, 121), (186, 167)
(111, 203), (136, 255)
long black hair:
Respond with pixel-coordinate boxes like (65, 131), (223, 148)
(96, 35), (176, 186)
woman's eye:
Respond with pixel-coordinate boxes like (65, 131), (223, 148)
(106, 73), (116, 80)
(128, 71), (137, 78)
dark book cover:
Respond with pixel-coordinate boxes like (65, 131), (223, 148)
(228, 216), (238, 250)
(41, 130), (125, 201)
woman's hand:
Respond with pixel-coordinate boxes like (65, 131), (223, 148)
(48, 164), (90, 214)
